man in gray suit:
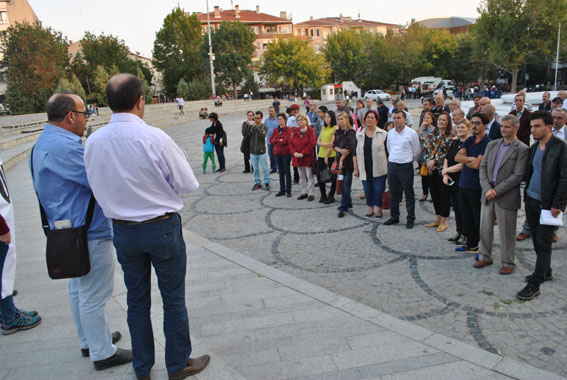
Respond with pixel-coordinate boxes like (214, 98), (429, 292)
(475, 114), (529, 274)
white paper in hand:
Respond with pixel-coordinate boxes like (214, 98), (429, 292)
(539, 210), (564, 226)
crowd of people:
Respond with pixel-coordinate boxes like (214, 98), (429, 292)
(205, 92), (566, 302)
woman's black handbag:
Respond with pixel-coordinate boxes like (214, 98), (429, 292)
(319, 167), (333, 183)
(31, 148), (94, 279)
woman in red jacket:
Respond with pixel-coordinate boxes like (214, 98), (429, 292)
(290, 114), (316, 201)
(270, 113), (293, 197)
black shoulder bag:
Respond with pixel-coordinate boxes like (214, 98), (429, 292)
(30, 147), (94, 279)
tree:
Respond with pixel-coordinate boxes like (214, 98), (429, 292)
(71, 32), (144, 97)
(90, 65), (110, 106)
(55, 73), (86, 100)
(473, 0), (567, 92)
(1, 22), (68, 114)
(177, 78), (189, 98)
(153, 8), (206, 97)
(209, 21), (256, 99)
(260, 38), (330, 93)
(323, 29), (369, 84)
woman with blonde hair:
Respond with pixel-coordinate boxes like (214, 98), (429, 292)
(290, 113), (316, 200)
(328, 111), (356, 217)
(442, 118), (471, 244)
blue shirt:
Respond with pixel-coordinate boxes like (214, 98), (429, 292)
(264, 116), (279, 145)
(307, 111), (318, 125)
(458, 134), (490, 190)
(526, 147), (544, 201)
(31, 124), (112, 240)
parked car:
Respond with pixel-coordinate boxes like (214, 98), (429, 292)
(364, 89), (391, 101)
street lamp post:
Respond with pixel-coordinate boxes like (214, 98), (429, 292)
(555, 22), (561, 91)
(206, 0), (216, 97)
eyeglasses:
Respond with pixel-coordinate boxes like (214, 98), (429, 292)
(471, 121), (483, 125)
(71, 110), (91, 120)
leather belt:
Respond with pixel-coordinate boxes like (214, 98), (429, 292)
(113, 212), (175, 226)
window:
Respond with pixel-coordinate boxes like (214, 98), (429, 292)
(305, 28), (308, 36)
(0, 12), (7, 25)
(251, 26), (259, 34)
(262, 43), (268, 50)
(310, 29), (314, 37)
(265, 25), (276, 33)
(315, 45), (320, 53)
(322, 89), (327, 95)
(316, 29), (320, 37)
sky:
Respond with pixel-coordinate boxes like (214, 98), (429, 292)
(29, 0), (481, 58)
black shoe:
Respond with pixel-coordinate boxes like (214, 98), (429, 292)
(297, 194), (308, 200)
(406, 221), (414, 229)
(525, 272), (553, 283)
(383, 218), (399, 225)
(270, 170), (277, 174)
(93, 347), (133, 371)
(275, 191), (285, 197)
(293, 179), (299, 184)
(286, 192), (292, 198)
(264, 183), (270, 190)
(307, 195), (314, 201)
(319, 197), (328, 203)
(516, 283), (541, 301)
(324, 197), (335, 204)
(338, 211), (346, 218)
(82, 331), (122, 357)
(243, 170), (251, 173)
(448, 233), (461, 242)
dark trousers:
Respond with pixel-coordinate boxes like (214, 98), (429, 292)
(293, 166), (299, 182)
(421, 175), (429, 196)
(427, 172), (450, 217)
(215, 144), (225, 170)
(317, 157), (336, 199)
(0, 242), (17, 323)
(267, 145), (277, 172)
(113, 214), (191, 378)
(448, 188), (463, 234)
(525, 196), (555, 286)
(275, 155), (292, 193)
(459, 187), (482, 247)
(338, 170), (353, 212)
(243, 151), (250, 172)
(388, 162), (415, 222)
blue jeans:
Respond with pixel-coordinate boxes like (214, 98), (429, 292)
(69, 238), (117, 361)
(0, 242), (17, 323)
(362, 175), (387, 207)
(250, 153), (270, 185)
(113, 214), (191, 378)
(275, 155), (292, 192)
(338, 170), (353, 212)
(267, 145), (277, 172)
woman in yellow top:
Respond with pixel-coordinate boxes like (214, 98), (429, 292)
(316, 111), (337, 204)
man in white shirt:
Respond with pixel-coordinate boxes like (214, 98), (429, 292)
(84, 74), (210, 380)
(384, 110), (421, 229)
(552, 107), (567, 140)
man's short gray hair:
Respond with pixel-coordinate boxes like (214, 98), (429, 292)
(501, 114), (519, 127)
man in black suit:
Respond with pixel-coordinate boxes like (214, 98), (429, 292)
(376, 98), (389, 129)
(539, 92), (551, 111)
(481, 104), (502, 140)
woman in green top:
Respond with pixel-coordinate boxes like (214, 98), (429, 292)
(316, 111), (337, 204)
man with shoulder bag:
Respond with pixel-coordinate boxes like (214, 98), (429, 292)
(31, 92), (132, 370)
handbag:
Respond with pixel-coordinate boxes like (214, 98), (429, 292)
(382, 190), (390, 210)
(319, 167), (332, 183)
(240, 135), (249, 153)
(31, 148), (94, 279)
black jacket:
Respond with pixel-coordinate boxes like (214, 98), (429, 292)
(488, 120), (502, 140)
(524, 135), (567, 211)
(205, 121), (227, 147)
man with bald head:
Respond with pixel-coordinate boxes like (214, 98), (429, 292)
(481, 104), (502, 140)
(31, 92), (133, 370)
(85, 74), (210, 379)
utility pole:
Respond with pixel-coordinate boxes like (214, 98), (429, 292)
(206, 0), (216, 97)
(555, 22), (561, 91)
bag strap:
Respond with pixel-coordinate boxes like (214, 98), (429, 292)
(30, 146), (96, 234)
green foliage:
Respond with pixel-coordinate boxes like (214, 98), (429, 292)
(71, 31), (145, 97)
(260, 38), (330, 92)
(55, 73), (86, 100)
(243, 74), (259, 99)
(1, 22), (68, 114)
(177, 78), (189, 98)
(209, 21), (256, 98)
(153, 8), (206, 97)
(177, 77), (210, 100)
(323, 29), (369, 84)
(91, 65), (110, 106)
(473, 0), (567, 92)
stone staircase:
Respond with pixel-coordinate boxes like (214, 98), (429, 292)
(0, 98), (291, 171)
